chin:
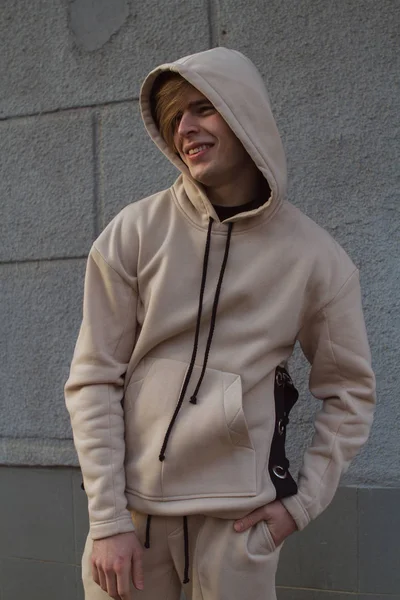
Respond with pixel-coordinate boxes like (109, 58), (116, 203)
(189, 167), (218, 187)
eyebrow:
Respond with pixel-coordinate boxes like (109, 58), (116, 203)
(186, 99), (214, 109)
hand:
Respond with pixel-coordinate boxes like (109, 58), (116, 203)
(91, 531), (144, 599)
(233, 500), (297, 547)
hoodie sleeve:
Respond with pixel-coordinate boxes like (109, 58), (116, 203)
(65, 239), (138, 540)
(281, 268), (376, 530)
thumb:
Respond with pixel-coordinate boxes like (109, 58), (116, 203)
(234, 506), (266, 532)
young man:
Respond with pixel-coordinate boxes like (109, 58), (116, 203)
(65, 47), (375, 600)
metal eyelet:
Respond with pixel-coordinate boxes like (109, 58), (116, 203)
(276, 370), (293, 387)
(272, 465), (287, 479)
(278, 419), (285, 435)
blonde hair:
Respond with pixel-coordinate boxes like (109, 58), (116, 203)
(151, 72), (197, 152)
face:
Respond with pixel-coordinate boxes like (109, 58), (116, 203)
(172, 87), (254, 188)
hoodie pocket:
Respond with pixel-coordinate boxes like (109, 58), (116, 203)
(124, 357), (256, 501)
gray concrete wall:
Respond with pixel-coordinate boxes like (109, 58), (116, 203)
(0, 1), (399, 598)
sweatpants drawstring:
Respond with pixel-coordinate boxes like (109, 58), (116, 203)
(183, 516), (190, 584)
(144, 514), (152, 549)
(143, 515), (190, 584)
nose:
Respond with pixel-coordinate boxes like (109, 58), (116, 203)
(177, 111), (199, 137)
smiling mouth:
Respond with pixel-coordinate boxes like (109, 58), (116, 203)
(185, 144), (213, 158)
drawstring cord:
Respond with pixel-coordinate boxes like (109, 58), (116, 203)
(158, 217), (214, 462)
(159, 219), (234, 460)
(151, 220), (234, 584)
(190, 221), (233, 404)
(143, 515), (191, 584)
(144, 514), (152, 549)
(183, 516), (190, 584)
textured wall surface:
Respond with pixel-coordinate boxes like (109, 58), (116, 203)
(1, 0), (399, 488)
(0, 0), (210, 116)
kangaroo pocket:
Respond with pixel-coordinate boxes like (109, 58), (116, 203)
(124, 358), (256, 501)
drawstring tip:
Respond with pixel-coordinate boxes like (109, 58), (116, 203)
(144, 514), (152, 549)
(183, 577), (190, 584)
(159, 453), (165, 462)
(189, 395), (197, 404)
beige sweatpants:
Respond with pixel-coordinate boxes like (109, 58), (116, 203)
(82, 512), (282, 600)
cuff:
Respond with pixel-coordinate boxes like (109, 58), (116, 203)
(281, 494), (311, 531)
(90, 512), (135, 540)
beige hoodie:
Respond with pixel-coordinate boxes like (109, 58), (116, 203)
(65, 48), (375, 540)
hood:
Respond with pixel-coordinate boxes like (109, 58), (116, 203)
(140, 47), (287, 220)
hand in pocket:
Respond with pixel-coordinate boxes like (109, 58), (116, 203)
(233, 500), (297, 546)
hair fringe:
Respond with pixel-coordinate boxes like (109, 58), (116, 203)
(150, 72), (195, 152)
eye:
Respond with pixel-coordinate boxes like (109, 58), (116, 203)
(198, 104), (215, 114)
(172, 112), (182, 130)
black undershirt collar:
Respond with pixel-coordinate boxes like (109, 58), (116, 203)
(212, 196), (264, 222)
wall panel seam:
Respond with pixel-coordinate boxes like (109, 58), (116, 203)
(0, 98), (139, 123)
